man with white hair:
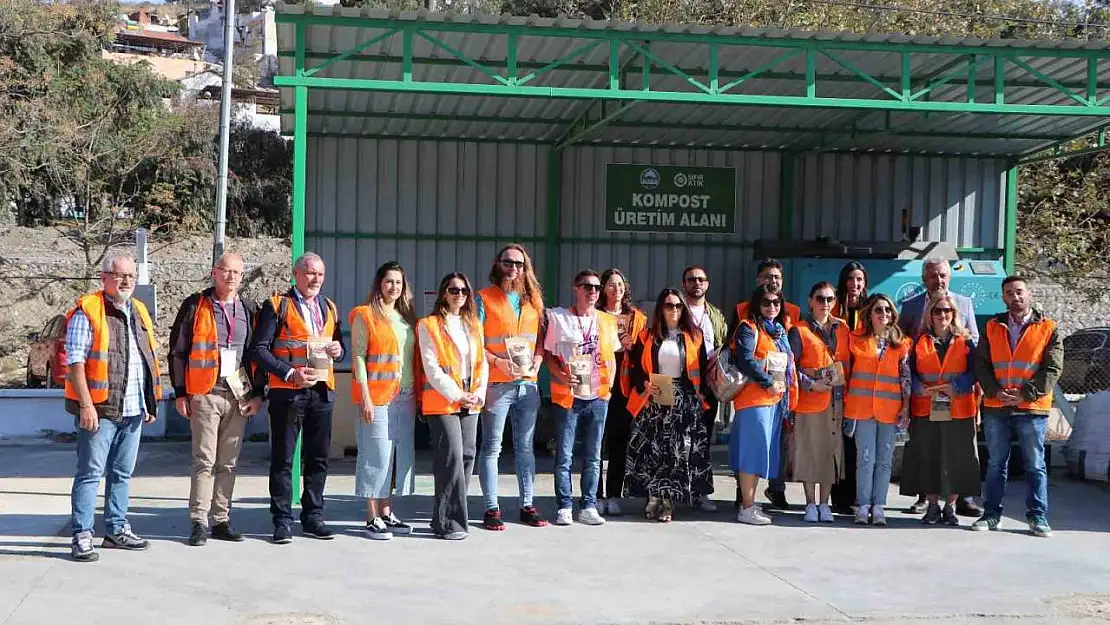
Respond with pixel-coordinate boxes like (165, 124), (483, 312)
(65, 253), (162, 562)
(250, 252), (345, 544)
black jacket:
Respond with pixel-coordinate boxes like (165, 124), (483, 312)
(168, 287), (264, 399)
(628, 330), (710, 398)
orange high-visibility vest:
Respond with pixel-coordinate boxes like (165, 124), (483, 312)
(348, 305), (408, 406)
(625, 329), (709, 417)
(64, 292), (162, 404)
(550, 311), (619, 409)
(910, 334), (978, 419)
(793, 318), (850, 414)
(185, 296), (220, 396)
(982, 317), (1057, 411)
(845, 329), (909, 423)
(731, 319), (795, 411)
(418, 314), (485, 415)
(736, 300), (800, 330)
(479, 286), (541, 384)
(267, 294), (337, 390)
(617, 308), (648, 397)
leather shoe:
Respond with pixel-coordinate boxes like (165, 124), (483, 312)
(763, 487), (789, 511)
(907, 496), (929, 515)
(302, 521), (336, 540)
(211, 521), (244, 542)
(188, 522), (207, 547)
(273, 525), (292, 545)
(956, 496), (984, 517)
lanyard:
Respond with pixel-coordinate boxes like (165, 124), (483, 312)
(215, 298), (237, 348)
(305, 296), (323, 334)
(572, 308), (596, 353)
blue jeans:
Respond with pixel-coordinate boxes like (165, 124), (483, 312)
(982, 413), (1048, 520)
(854, 418), (898, 507)
(71, 415), (143, 535)
(478, 382), (540, 510)
(354, 389), (417, 499)
(553, 398), (609, 511)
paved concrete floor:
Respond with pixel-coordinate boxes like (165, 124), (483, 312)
(1, 439), (1110, 625)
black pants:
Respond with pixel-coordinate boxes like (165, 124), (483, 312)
(830, 434), (858, 509)
(268, 386), (333, 528)
(428, 411), (478, 535)
(598, 379), (633, 500)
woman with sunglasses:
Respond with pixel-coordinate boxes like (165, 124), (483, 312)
(623, 289), (712, 522)
(595, 268), (647, 517)
(845, 294), (911, 526)
(900, 292), (980, 526)
(417, 273), (489, 540)
(728, 285), (796, 525)
(830, 261), (869, 515)
(789, 282), (850, 523)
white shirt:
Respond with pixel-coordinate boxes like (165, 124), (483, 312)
(687, 303), (716, 355)
(418, 314), (489, 404)
(658, 334), (684, 377)
(544, 307), (618, 401)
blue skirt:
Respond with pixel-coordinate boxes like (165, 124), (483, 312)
(729, 403), (783, 478)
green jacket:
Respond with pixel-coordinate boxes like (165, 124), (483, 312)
(705, 302), (728, 351)
(973, 308), (1064, 416)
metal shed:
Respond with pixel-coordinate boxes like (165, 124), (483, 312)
(273, 1), (1110, 314)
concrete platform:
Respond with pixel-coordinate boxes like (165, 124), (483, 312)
(1, 439), (1110, 625)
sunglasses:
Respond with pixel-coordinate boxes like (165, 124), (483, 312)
(500, 259), (525, 269)
(663, 302), (684, 311)
(873, 305), (893, 314)
(761, 299), (781, 307)
(446, 287), (470, 296)
(577, 283), (602, 292)
(931, 307), (955, 316)
(684, 276), (708, 283)
(814, 295), (836, 304)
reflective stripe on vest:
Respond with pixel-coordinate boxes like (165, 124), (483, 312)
(418, 314), (485, 415)
(794, 318), (850, 414)
(982, 318), (1056, 411)
(185, 296), (220, 395)
(731, 319), (789, 412)
(909, 334), (978, 419)
(64, 291), (163, 405)
(348, 305), (404, 405)
(844, 330), (907, 423)
(626, 329), (708, 417)
(268, 294), (337, 390)
(550, 312), (618, 409)
(479, 286), (541, 384)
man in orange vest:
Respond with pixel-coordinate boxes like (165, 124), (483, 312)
(971, 276), (1062, 538)
(250, 252), (345, 544)
(65, 254), (162, 562)
(169, 252), (265, 547)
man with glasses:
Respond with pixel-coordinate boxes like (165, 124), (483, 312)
(681, 265), (728, 512)
(475, 244), (548, 530)
(65, 254), (162, 562)
(169, 253), (266, 546)
(543, 270), (620, 526)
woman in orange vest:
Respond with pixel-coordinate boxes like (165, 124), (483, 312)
(829, 261), (869, 515)
(788, 282), (850, 524)
(728, 285), (796, 526)
(416, 272), (489, 541)
(350, 261), (420, 540)
(845, 293), (911, 526)
(623, 288), (712, 523)
(595, 267), (647, 517)
(899, 292), (981, 526)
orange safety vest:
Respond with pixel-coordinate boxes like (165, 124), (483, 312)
(793, 318), (850, 414)
(550, 311), (619, 409)
(736, 300), (800, 330)
(731, 319), (795, 411)
(267, 294), (337, 390)
(982, 317), (1057, 411)
(64, 292), (162, 404)
(625, 329), (708, 417)
(617, 308), (649, 397)
(418, 314), (485, 416)
(845, 329), (909, 423)
(348, 305), (410, 406)
(479, 286), (541, 384)
(909, 334), (978, 419)
(184, 296), (220, 396)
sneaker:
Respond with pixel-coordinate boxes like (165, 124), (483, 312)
(942, 505), (960, 527)
(763, 487), (789, 510)
(607, 499), (623, 516)
(382, 512), (413, 535)
(854, 505), (871, 525)
(302, 521), (336, 540)
(482, 508), (506, 531)
(188, 521), (208, 546)
(519, 505), (549, 527)
(554, 508), (574, 526)
(697, 497), (719, 513)
(907, 496), (929, 515)
(578, 507), (606, 526)
(365, 517), (393, 541)
(970, 515), (1001, 532)
(273, 525), (293, 544)
(817, 504), (834, 523)
(956, 496), (984, 517)
(438, 531), (468, 541)
(1028, 516), (1053, 538)
(71, 531), (99, 562)
(737, 505), (772, 525)
(803, 504), (819, 523)
(754, 506), (773, 523)
(103, 525), (149, 551)
(921, 504), (942, 525)
(211, 521), (244, 542)
(871, 506), (887, 526)
(597, 498), (609, 515)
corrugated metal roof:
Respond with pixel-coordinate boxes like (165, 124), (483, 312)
(275, 2), (1110, 156)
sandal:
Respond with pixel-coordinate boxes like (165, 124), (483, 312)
(658, 499), (673, 523)
(645, 496), (661, 520)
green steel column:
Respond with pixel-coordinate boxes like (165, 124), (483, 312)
(1004, 165), (1018, 275)
(544, 149), (561, 305)
(290, 24), (308, 507)
(779, 154), (796, 239)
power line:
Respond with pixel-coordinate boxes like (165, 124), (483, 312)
(804, 0), (1110, 31)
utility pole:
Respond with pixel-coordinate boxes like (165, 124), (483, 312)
(213, 0), (236, 266)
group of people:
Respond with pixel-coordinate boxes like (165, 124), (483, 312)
(61, 245), (1062, 562)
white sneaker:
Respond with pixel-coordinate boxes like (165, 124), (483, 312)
(697, 497), (719, 513)
(606, 499), (623, 516)
(855, 504), (871, 525)
(754, 506), (773, 523)
(818, 504), (834, 523)
(578, 507), (606, 526)
(555, 508), (574, 526)
(803, 504), (819, 523)
(871, 506), (887, 526)
(597, 498), (608, 515)
(737, 505), (772, 525)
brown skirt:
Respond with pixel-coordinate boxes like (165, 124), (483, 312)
(791, 400), (845, 485)
(899, 417), (981, 497)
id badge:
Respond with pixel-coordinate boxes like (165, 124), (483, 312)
(219, 348), (239, 379)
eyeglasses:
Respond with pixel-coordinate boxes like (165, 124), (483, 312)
(104, 272), (136, 282)
(814, 295), (836, 304)
(577, 283), (602, 292)
(500, 259), (525, 269)
(663, 302), (684, 311)
(761, 299), (781, 308)
(446, 287), (470, 296)
(873, 305), (893, 314)
(214, 267), (243, 277)
(684, 276), (708, 283)
(931, 307), (955, 316)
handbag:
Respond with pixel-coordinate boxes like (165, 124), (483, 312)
(707, 347), (748, 402)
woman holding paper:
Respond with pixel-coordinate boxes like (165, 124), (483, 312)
(596, 268), (647, 517)
(788, 282), (851, 523)
(845, 293), (911, 527)
(900, 292), (980, 526)
(728, 285), (796, 526)
(623, 288), (712, 522)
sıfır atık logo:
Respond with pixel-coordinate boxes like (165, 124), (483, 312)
(639, 168), (660, 190)
(895, 281), (925, 305)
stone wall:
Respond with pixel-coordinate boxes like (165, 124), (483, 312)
(1029, 280), (1110, 336)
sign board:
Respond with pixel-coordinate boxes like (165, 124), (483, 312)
(605, 163), (736, 234)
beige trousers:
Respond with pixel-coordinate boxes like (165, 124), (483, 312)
(189, 390), (248, 525)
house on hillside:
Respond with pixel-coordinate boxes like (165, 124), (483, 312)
(188, 3), (278, 83)
(179, 69), (280, 132)
(106, 10), (209, 81)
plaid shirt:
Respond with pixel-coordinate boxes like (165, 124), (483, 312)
(66, 302), (147, 418)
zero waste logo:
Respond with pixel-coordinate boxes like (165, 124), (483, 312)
(895, 281), (925, 305)
(639, 168), (660, 190)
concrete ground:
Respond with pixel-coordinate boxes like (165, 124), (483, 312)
(1, 440), (1110, 625)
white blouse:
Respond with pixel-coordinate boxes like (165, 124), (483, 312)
(657, 333), (684, 377)
(418, 314), (489, 404)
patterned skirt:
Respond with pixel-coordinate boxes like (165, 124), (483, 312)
(622, 380), (714, 503)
